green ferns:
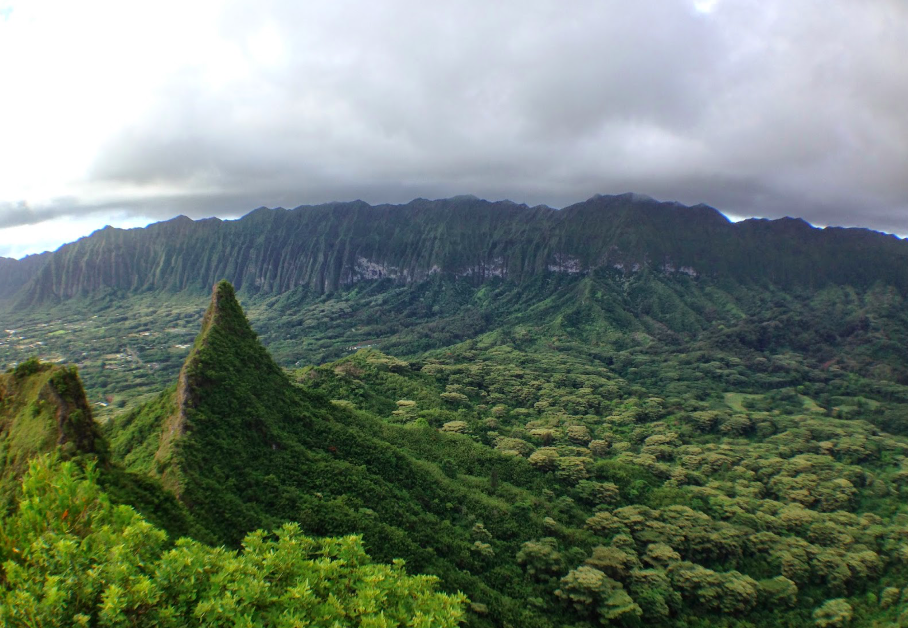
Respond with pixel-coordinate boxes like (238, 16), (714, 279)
(0, 455), (467, 627)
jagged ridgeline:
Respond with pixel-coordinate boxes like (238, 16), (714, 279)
(6, 194), (908, 410)
(4, 194), (908, 306)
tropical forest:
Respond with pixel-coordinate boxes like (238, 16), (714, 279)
(3, 194), (908, 627)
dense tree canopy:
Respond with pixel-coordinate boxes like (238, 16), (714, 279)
(0, 455), (467, 627)
(6, 270), (908, 627)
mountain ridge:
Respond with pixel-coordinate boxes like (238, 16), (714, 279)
(0, 360), (107, 494)
(4, 194), (908, 308)
(152, 279), (301, 498)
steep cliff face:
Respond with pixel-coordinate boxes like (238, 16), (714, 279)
(149, 280), (298, 498)
(0, 360), (107, 501)
(0, 253), (50, 301)
(6, 194), (908, 307)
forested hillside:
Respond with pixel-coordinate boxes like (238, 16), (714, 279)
(3, 197), (908, 626)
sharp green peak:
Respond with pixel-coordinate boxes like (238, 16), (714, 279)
(153, 280), (297, 499)
(186, 280), (286, 386)
(0, 360), (108, 504)
(195, 280), (257, 343)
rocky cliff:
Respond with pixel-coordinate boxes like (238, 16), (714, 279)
(4, 194), (908, 307)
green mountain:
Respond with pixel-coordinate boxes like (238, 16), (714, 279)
(0, 253), (46, 300)
(4, 194), (908, 410)
(95, 279), (908, 627)
(4, 195), (908, 309)
(0, 359), (106, 499)
(108, 280), (581, 627)
(4, 196), (908, 626)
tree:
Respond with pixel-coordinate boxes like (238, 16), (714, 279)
(516, 538), (564, 578)
(555, 456), (590, 484)
(0, 455), (467, 628)
(644, 543), (681, 568)
(528, 447), (559, 471)
(555, 566), (641, 623)
(440, 420), (470, 434)
(628, 569), (681, 621)
(813, 598), (853, 627)
(576, 480), (620, 506)
(585, 545), (641, 580)
(758, 576), (798, 607)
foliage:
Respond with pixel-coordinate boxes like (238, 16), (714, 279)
(292, 323), (908, 626)
(813, 598), (854, 627)
(0, 455), (467, 627)
(5, 225), (908, 628)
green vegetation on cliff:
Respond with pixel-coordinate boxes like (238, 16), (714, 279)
(4, 195), (908, 626)
(95, 280), (908, 627)
(0, 359), (106, 505)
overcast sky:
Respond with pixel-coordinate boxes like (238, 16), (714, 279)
(1, 0), (907, 257)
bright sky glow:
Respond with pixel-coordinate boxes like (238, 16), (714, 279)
(693, 0), (720, 14)
(0, 213), (155, 259)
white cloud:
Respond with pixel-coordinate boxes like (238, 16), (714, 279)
(693, 0), (720, 14)
(0, 212), (155, 259)
(1, 0), (907, 246)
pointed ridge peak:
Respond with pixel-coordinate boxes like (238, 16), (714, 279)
(92, 224), (120, 236)
(155, 281), (251, 494)
(154, 280), (290, 497)
(143, 215), (195, 234)
(195, 280), (255, 342)
(0, 360), (107, 481)
(212, 279), (237, 307)
(186, 280), (277, 390)
(776, 216), (814, 228)
(684, 203), (732, 225)
(242, 207), (277, 220)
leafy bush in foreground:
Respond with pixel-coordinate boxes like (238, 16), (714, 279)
(0, 455), (467, 627)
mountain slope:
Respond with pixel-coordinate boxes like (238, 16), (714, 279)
(295, 339), (908, 627)
(5, 194), (908, 308)
(0, 357), (198, 540)
(110, 281), (590, 628)
(0, 253), (48, 300)
(0, 359), (107, 502)
(151, 280), (301, 497)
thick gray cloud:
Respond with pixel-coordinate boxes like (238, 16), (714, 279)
(4, 0), (908, 238)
